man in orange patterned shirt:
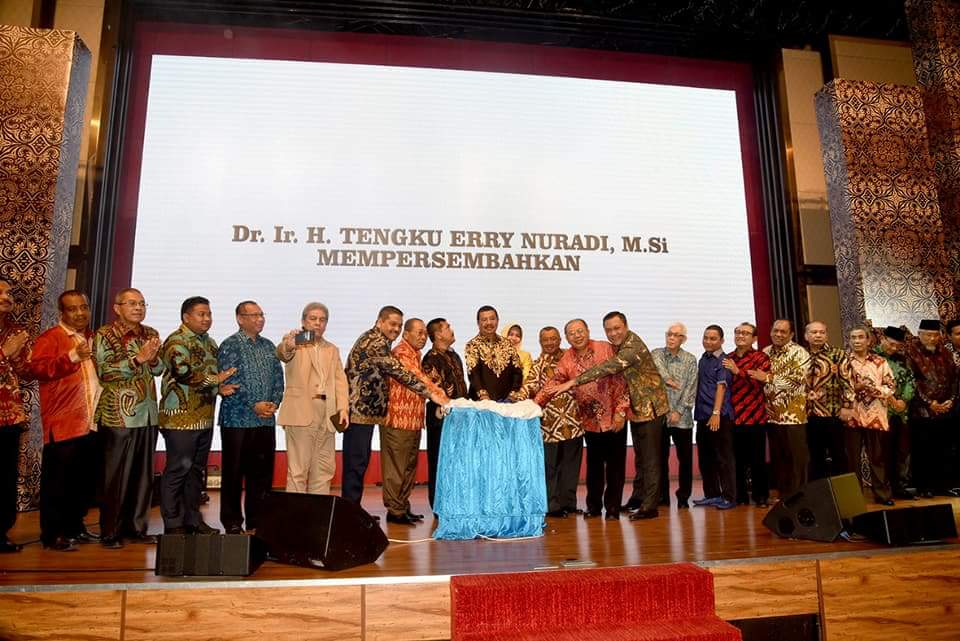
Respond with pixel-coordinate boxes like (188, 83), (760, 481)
(383, 318), (443, 525)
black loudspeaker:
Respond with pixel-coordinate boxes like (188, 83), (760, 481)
(763, 473), (867, 542)
(255, 491), (388, 571)
(852, 504), (958, 545)
(155, 534), (265, 576)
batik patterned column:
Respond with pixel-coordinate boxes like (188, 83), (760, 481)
(906, 0), (960, 294)
(0, 26), (91, 509)
(815, 79), (954, 335)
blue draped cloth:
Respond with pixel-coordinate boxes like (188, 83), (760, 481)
(433, 406), (547, 540)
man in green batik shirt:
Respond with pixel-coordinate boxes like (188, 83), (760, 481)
(158, 296), (237, 535)
(874, 325), (916, 499)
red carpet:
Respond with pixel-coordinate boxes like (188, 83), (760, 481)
(451, 563), (741, 641)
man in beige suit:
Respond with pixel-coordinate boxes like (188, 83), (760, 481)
(277, 302), (348, 494)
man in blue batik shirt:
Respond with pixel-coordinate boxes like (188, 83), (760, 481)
(692, 324), (737, 510)
(217, 300), (284, 533)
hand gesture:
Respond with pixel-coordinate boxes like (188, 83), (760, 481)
(668, 410), (681, 426)
(722, 358), (739, 375)
(282, 330), (298, 352)
(253, 401), (275, 417)
(75, 340), (92, 361)
(136, 337), (160, 363)
(337, 409), (349, 429)
(1, 330), (29, 359)
(217, 367), (237, 383)
(708, 414), (720, 431)
(220, 383), (239, 397)
(747, 369), (768, 383)
(430, 389), (450, 406)
(665, 378), (681, 390)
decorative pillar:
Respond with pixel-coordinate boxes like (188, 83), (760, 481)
(0, 25), (91, 509)
(814, 79), (955, 334)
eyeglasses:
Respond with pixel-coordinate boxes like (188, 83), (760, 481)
(239, 313), (265, 318)
(666, 331), (686, 338)
(733, 330), (754, 336)
(119, 301), (147, 308)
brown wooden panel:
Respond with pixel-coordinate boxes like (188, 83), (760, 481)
(0, 590), (122, 641)
(709, 560), (819, 620)
(820, 550), (960, 641)
(124, 586), (362, 641)
(364, 582), (450, 641)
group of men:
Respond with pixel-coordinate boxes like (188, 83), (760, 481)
(1, 275), (958, 552)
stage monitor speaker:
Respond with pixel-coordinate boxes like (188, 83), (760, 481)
(255, 491), (388, 571)
(762, 473), (867, 542)
(155, 534), (264, 576)
(852, 503), (957, 545)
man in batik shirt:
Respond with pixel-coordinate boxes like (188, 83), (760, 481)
(944, 319), (960, 367)
(0, 279), (29, 553)
(650, 323), (697, 508)
(93, 287), (165, 549)
(847, 326), (896, 505)
(383, 318), (443, 525)
(804, 321), (855, 480)
(874, 326), (916, 499)
(520, 326), (583, 517)
(159, 296), (237, 535)
(422, 318), (467, 511)
(757, 319), (810, 497)
(905, 319), (957, 497)
(464, 305), (524, 401)
(537, 319), (629, 521)
(555, 311), (669, 520)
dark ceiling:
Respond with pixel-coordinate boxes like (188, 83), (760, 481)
(132, 0), (911, 60)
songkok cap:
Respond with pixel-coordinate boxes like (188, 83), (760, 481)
(918, 319), (941, 331)
(883, 326), (906, 341)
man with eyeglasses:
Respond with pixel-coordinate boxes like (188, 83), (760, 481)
(93, 288), (165, 548)
(25, 291), (102, 551)
(217, 301), (283, 533)
(650, 323), (697, 509)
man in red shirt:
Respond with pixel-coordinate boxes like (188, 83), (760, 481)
(26, 290), (102, 551)
(0, 279), (30, 553)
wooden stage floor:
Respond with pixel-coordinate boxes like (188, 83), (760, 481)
(1, 485), (959, 641)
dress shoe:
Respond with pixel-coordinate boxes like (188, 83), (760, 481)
(225, 525), (243, 535)
(199, 492), (210, 504)
(128, 533), (158, 544)
(620, 501), (641, 512)
(604, 512), (620, 521)
(371, 514), (381, 522)
(69, 529), (100, 544)
(920, 490), (935, 499)
(386, 513), (416, 525)
(194, 521), (220, 535)
(894, 489), (917, 500)
(878, 498), (896, 506)
(546, 510), (567, 518)
(100, 537), (124, 549)
(693, 496), (723, 507)
(629, 509), (659, 521)
(583, 510), (602, 519)
(44, 536), (79, 552)
(714, 499), (737, 510)
(406, 510), (424, 521)
(0, 537), (22, 553)
(677, 500), (690, 509)
(164, 527), (187, 535)
(946, 488), (960, 498)
(755, 500), (770, 508)
(567, 508), (584, 514)
(658, 498), (671, 507)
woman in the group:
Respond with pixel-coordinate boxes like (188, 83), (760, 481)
(502, 323), (534, 381)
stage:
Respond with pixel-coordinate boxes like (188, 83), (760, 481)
(1, 486), (959, 641)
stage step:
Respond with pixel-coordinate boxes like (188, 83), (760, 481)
(457, 617), (741, 641)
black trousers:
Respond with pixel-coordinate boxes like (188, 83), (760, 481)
(40, 432), (98, 544)
(160, 428), (212, 530)
(887, 415), (911, 493)
(845, 428), (891, 502)
(220, 425), (276, 530)
(733, 423), (769, 503)
(0, 425), (22, 537)
(911, 415), (954, 493)
(628, 416), (665, 512)
(99, 424), (157, 539)
(584, 429), (627, 515)
(768, 423), (808, 497)
(544, 436), (582, 513)
(425, 402), (444, 510)
(341, 422), (375, 503)
(695, 418), (736, 502)
(807, 415), (848, 480)
(659, 427), (693, 504)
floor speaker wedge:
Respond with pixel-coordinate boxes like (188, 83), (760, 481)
(762, 473), (867, 542)
(852, 503), (957, 545)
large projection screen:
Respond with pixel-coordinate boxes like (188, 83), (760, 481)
(116, 27), (770, 451)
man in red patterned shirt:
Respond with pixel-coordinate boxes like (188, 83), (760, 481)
(723, 322), (771, 507)
(0, 279), (30, 553)
(383, 318), (443, 525)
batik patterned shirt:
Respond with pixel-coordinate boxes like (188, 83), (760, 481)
(346, 327), (428, 425)
(537, 340), (629, 433)
(575, 331), (669, 422)
(0, 322), (29, 427)
(217, 331), (284, 428)
(159, 324), (220, 430)
(849, 351), (895, 430)
(421, 348), (468, 401)
(805, 345), (855, 418)
(763, 341), (810, 425)
(521, 349), (583, 443)
(873, 345), (914, 421)
(650, 347), (697, 429)
(904, 339), (957, 418)
(93, 321), (164, 428)
(386, 339), (442, 431)
(464, 334), (524, 401)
